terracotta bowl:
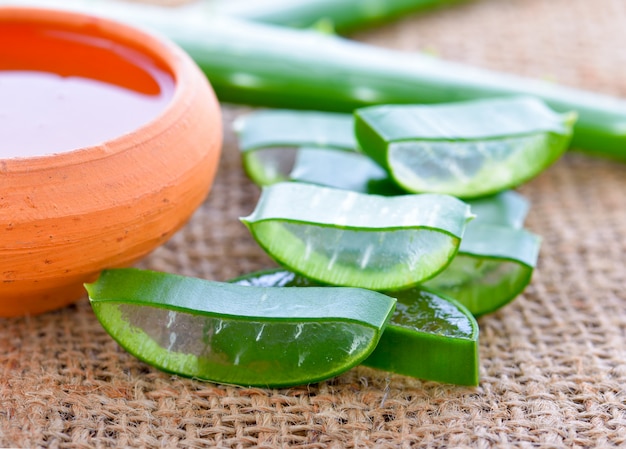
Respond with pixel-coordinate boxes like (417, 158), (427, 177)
(0, 7), (222, 316)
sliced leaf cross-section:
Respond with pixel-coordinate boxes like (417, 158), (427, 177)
(425, 224), (541, 316)
(355, 97), (576, 198)
(235, 109), (356, 185)
(241, 182), (473, 290)
(86, 268), (396, 388)
(231, 269), (480, 386)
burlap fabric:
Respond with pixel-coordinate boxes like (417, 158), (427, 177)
(2, 0), (626, 447)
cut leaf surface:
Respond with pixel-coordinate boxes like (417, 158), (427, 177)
(290, 146), (403, 195)
(241, 183), (473, 290)
(466, 190), (529, 229)
(425, 224), (541, 316)
(355, 97), (576, 198)
(236, 109), (355, 152)
(231, 269), (479, 386)
(423, 192), (536, 316)
(235, 110), (355, 186)
(363, 287), (479, 386)
(87, 268), (396, 388)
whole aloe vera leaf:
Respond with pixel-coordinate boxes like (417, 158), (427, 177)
(15, 0), (626, 160)
(154, 13), (623, 161)
(355, 97), (576, 198)
(219, 0), (468, 33)
(231, 269), (480, 386)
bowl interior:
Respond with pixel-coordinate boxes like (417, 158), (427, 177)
(0, 9), (176, 158)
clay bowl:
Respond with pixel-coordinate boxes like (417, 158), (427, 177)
(0, 7), (222, 316)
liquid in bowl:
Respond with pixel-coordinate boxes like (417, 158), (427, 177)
(0, 22), (175, 157)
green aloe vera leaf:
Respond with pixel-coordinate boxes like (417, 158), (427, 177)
(362, 287), (478, 385)
(425, 224), (541, 316)
(235, 109), (356, 152)
(234, 110), (356, 186)
(240, 146), (296, 186)
(231, 269), (479, 386)
(430, 192), (536, 316)
(86, 268), (396, 388)
(230, 268), (321, 288)
(219, 0), (468, 33)
(10, 0), (626, 160)
(290, 147), (404, 195)
(355, 97), (576, 198)
(466, 190), (529, 229)
(163, 19), (622, 160)
(241, 182), (473, 290)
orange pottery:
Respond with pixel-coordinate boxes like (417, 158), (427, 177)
(0, 7), (222, 316)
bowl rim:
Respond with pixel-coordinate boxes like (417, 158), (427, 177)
(0, 6), (196, 172)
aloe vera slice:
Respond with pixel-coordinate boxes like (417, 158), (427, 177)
(425, 224), (540, 316)
(86, 268), (396, 388)
(236, 188), (539, 317)
(234, 107), (536, 314)
(466, 190), (529, 229)
(236, 110), (356, 152)
(355, 97), (576, 198)
(290, 146), (403, 195)
(241, 182), (473, 290)
(235, 110), (355, 185)
(420, 193), (537, 316)
(231, 269), (479, 386)
(363, 287), (478, 385)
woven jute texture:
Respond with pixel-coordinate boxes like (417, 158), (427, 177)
(2, 0), (626, 447)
